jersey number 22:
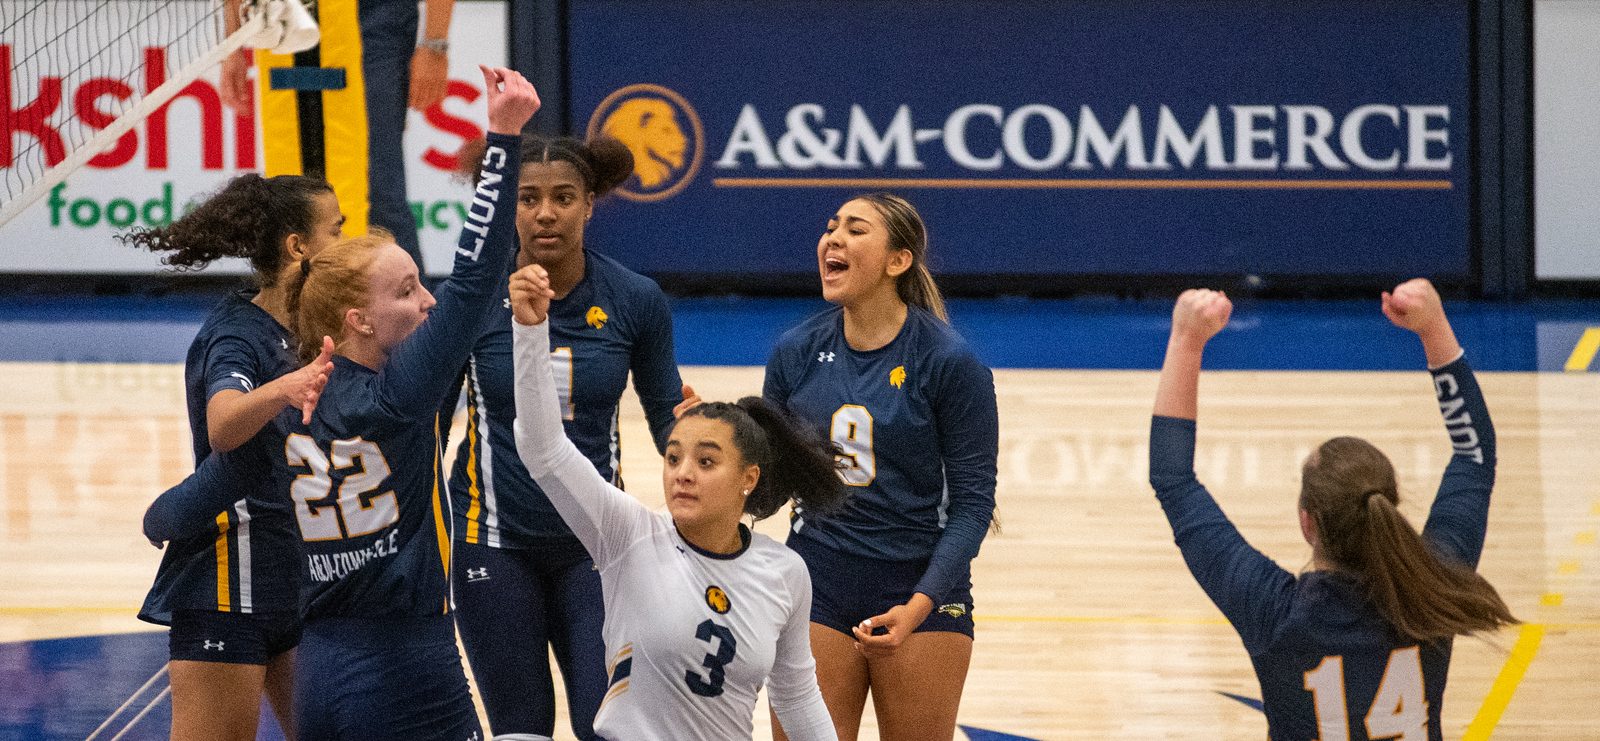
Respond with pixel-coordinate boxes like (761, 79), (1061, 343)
(286, 434), (400, 541)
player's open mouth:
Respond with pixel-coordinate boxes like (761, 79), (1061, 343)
(823, 257), (849, 277)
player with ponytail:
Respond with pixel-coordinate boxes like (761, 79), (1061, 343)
(445, 133), (684, 739)
(509, 262), (843, 740)
(125, 173), (340, 741)
(1149, 278), (1515, 740)
(142, 65), (539, 740)
(754, 193), (998, 741)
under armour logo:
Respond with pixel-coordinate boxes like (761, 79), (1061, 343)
(467, 567), (489, 582)
(203, 640), (225, 651)
(503, 298), (511, 309)
(279, 338), (289, 350)
(818, 352), (835, 362)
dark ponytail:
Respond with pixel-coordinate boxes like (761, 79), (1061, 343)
(456, 134), (634, 198)
(1301, 437), (1517, 642)
(116, 174), (332, 286)
(679, 398), (848, 520)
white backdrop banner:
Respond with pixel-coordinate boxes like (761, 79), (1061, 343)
(1534, 0), (1600, 280)
(0, 0), (506, 275)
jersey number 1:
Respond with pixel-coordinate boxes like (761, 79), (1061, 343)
(1303, 646), (1427, 740)
(552, 347), (575, 421)
(285, 434), (400, 541)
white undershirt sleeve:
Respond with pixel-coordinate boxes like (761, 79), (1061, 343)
(766, 565), (838, 741)
(511, 318), (652, 569)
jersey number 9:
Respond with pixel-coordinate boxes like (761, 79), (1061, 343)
(285, 434), (401, 541)
(830, 404), (875, 487)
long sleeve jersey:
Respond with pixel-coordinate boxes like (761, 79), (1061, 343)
(1148, 355), (1496, 741)
(512, 318), (836, 741)
(764, 305), (998, 603)
(449, 249), (681, 548)
(143, 132), (523, 620)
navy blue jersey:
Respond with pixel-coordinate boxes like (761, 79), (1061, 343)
(140, 290), (300, 624)
(449, 249), (680, 547)
(144, 132), (523, 620)
(764, 305), (998, 604)
(1148, 356), (1496, 741)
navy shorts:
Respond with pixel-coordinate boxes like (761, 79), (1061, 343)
(788, 536), (975, 639)
(168, 609), (300, 665)
(294, 614), (483, 741)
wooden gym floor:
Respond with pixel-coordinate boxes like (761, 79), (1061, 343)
(1, 359), (1594, 739)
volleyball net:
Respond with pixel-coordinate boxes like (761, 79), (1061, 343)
(0, 0), (319, 228)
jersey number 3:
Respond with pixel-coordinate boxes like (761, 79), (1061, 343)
(685, 619), (738, 698)
(830, 404), (875, 486)
(285, 434), (400, 541)
(1303, 646), (1427, 740)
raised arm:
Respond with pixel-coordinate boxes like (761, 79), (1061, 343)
(376, 68), (537, 416)
(1383, 279), (1497, 567)
(509, 265), (654, 568)
(1150, 290), (1294, 653)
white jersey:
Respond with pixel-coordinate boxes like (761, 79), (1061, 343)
(511, 320), (836, 741)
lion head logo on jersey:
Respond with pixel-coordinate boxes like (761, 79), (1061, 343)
(587, 84), (704, 202)
(889, 365), (907, 389)
(705, 586), (731, 614)
(586, 305), (609, 330)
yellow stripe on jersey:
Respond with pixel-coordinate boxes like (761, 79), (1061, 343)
(213, 512), (232, 611)
(600, 679), (629, 709)
(463, 388), (483, 544)
(430, 421), (452, 614)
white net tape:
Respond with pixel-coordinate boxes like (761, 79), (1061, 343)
(0, 0), (317, 227)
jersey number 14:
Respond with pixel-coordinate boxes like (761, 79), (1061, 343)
(1303, 646), (1428, 740)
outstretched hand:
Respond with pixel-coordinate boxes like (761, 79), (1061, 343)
(510, 264), (555, 326)
(1170, 288), (1233, 347)
(673, 384), (702, 418)
(285, 336), (334, 425)
(480, 65), (540, 135)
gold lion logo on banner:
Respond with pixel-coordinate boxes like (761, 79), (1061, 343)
(587, 84), (705, 202)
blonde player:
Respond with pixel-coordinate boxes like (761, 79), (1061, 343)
(508, 264), (844, 741)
